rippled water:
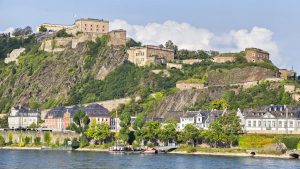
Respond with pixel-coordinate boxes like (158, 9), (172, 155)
(0, 150), (299, 169)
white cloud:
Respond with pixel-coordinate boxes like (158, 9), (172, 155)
(0, 27), (14, 34)
(110, 19), (283, 66)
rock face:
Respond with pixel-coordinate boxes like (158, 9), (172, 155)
(96, 47), (127, 80)
(208, 66), (275, 86)
(152, 89), (207, 121)
(0, 43), (126, 108)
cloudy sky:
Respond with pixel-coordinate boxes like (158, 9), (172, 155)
(0, 0), (299, 73)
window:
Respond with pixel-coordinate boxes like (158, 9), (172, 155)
(290, 121), (293, 128)
(263, 121), (266, 127)
(248, 121), (251, 127)
(258, 121), (261, 127)
(279, 121), (282, 127)
(272, 121), (275, 127)
(284, 121), (287, 127)
(253, 121), (256, 127)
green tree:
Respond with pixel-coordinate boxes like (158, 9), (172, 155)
(119, 112), (131, 144)
(71, 110), (90, 136)
(140, 120), (161, 145)
(39, 25), (47, 32)
(56, 28), (72, 38)
(179, 124), (201, 147)
(8, 132), (13, 145)
(158, 118), (177, 145)
(34, 137), (41, 146)
(0, 135), (5, 146)
(43, 132), (52, 146)
(85, 119), (111, 144)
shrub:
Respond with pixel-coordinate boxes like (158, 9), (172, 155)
(0, 135), (5, 146)
(55, 138), (60, 147)
(146, 141), (154, 148)
(279, 136), (300, 149)
(24, 136), (31, 145)
(34, 137), (41, 146)
(8, 132), (13, 145)
(63, 138), (71, 146)
(43, 132), (52, 146)
(297, 141), (300, 150)
(71, 138), (80, 149)
(79, 136), (89, 148)
(186, 147), (197, 153)
(239, 135), (274, 148)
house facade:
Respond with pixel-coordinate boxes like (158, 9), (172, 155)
(44, 104), (110, 130)
(179, 110), (226, 130)
(127, 45), (174, 66)
(237, 105), (300, 134)
(8, 106), (40, 129)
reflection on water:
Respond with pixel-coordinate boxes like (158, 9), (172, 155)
(0, 150), (299, 169)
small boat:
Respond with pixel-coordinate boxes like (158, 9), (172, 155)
(143, 148), (158, 154)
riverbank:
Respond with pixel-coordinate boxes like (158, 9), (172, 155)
(0, 146), (295, 159)
(170, 150), (291, 159)
(0, 146), (41, 150)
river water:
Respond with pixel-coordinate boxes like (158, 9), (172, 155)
(0, 150), (299, 169)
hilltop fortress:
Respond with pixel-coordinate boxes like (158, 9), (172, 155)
(37, 18), (126, 52)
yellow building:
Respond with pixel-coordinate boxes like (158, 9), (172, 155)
(37, 18), (109, 35)
(127, 45), (174, 66)
(74, 18), (109, 34)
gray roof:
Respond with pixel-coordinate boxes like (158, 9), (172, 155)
(242, 105), (300, 119)
(182, 110), (225, 122)
(11, 106), (40, 117)
(45, 104), (109, 119)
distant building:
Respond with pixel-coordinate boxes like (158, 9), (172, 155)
(37, 18), (109, 35)
(110, 117), (120, 132)
(127, 45), (174, 66)
(178, 110), (226, 130)
(74, 18), (109, 34)
(212, 54), (236, 63)
(8, 106), (40, 129)
(237, 105), (300, 134)
(44, 106), (79, 130)
(44, 104), (110, 130)
(245, 48), (269, 63)
(176, 79), (206, 90)
(37, 18), (126, 52)
(83, 104), (110, 125)
(279, 69), (296, 80)
(5, 48), (26, 64)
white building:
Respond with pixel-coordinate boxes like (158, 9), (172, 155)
(179, 110), (226, 130)
(8, 106), (40, 129)
(110, 117), (120, 132)
(237, 105), (300, 134)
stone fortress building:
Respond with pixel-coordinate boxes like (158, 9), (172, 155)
(245, 48), (270, 62)
(37, 18), (126, 52)
(127, 45), (174, 66)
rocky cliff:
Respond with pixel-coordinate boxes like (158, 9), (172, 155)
(0, 42), (126, 112)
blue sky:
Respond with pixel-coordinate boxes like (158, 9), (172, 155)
(0, 0), (299, 73)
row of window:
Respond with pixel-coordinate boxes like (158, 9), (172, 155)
(135, 52), (145, 56)
(83, 28), (105, 32)
(247, 120), (299, 128)
(83, 24), (105, 28)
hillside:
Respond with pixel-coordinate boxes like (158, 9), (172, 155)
(0, 34), (298, 122)
(0, 35), (127, 113)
